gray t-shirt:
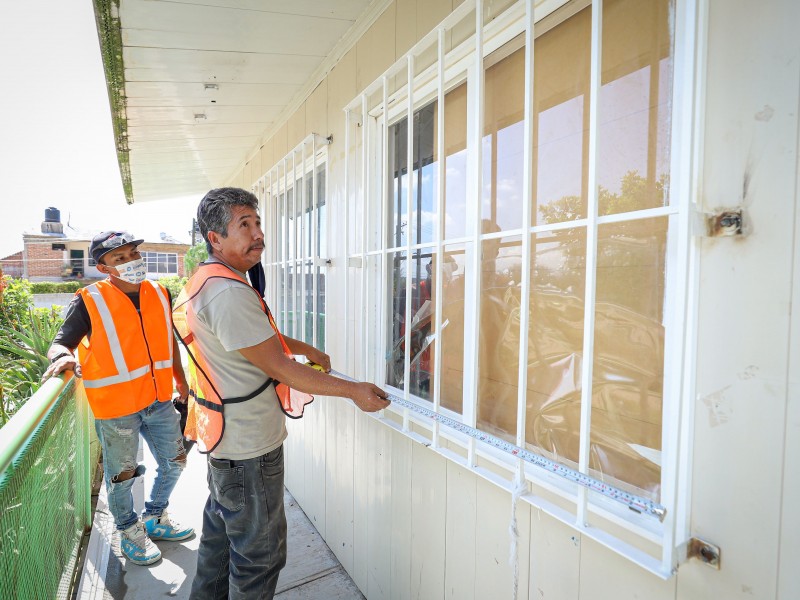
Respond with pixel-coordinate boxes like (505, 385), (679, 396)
(188, 261), (286, 459)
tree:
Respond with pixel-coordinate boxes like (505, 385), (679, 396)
(183, 242), (208, 276)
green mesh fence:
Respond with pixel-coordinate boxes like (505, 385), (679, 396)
(0, 375), (100, 600)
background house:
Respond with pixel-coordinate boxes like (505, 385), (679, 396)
(0, 207), (190, 281)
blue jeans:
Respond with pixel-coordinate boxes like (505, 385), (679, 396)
(94, 398), (186, 530)
(190, 446), (287, 600)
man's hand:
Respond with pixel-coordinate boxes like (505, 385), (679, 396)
(41, 356), (81, 382)
(175, 379), (190, 403)
(305, 347), (331, 373)
(349, 382), (390, 413)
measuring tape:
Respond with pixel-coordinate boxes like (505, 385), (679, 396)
(329, 369), (666, 522)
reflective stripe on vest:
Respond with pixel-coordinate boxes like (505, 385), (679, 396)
(82, 286), (151, 388)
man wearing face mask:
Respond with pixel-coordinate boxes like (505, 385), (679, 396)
(42, 231), (194, 566)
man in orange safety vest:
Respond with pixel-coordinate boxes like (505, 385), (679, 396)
(43, 230), (195, 566)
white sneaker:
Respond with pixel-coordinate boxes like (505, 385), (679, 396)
(120, 521), (161, 566)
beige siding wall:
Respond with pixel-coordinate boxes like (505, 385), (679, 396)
(233, 0), (800, 598)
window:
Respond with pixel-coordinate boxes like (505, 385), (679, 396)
(141, 251), (178, 275)
(346, 0), (691, 576)
(261, 135), (328, 351)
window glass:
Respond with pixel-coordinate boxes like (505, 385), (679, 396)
(476, 234), (522, 442)
(525, 229), (587, 464)
(483, 43), (525, 232)
(386, 251), (407, 390)
(533, 7), (590, 225)
(442, 83), (469, 240)
(388, 102), (437, 248)
(598, 0), (673, 215)
(408, 249), (435, 400)
(388, 117), (409, 249)
(591, 216), (667, 500)
(141, 252), (177, 275)
(440, 244), (468, 413)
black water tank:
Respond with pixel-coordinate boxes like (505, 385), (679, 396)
(44, 207), (60, 223)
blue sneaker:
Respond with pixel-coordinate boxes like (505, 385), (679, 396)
(144, 510), (195, 541)
(121, 521), (161, 566)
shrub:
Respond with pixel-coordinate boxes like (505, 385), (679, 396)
(157, 276), (188, 306)
(0, 276), (33, 330)
(30, 281), (87, 294)
(0, 307), (64, 426)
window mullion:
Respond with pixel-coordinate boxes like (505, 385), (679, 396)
(403, 54), (415, 430)
(361, 93), (369, 381)
(431, 26), (447, 449)
(514, 0), (536, 475)
(379, 76), (390, 393)
(659, 0), (699, 571)
(283, 158), (289, 333)
(298, 147), (305, 345)
(464, 0), (484, 466)
(294, 150), (301, 343)
(577, 0), (603, 527)
(344, 108), (352, 375)
(312, 138), (318, 349)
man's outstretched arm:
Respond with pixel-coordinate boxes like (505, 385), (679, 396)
(238, 336), (388, 413)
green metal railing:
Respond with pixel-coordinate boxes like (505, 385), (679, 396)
(0, 373), (100, 599)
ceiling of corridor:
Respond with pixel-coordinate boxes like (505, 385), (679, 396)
(97, 0), (382, 203)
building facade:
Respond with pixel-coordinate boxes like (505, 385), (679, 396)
(98, 0), (800, 598)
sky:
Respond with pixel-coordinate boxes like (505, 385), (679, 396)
(0, 0), (202, 260)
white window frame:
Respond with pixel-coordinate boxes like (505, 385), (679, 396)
(258, 134), (330, 350)
(343, 0), (702, 578)
(140, 251), (178, 276)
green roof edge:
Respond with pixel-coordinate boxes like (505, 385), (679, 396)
(92, 0), (133, 204)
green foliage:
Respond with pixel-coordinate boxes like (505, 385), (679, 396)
(157, 276), (188, 306)
(0, 308), (64, 426)
(30, 281), (88, 294)
(0, 276), (33, 330)
(183, 242), (208, 275)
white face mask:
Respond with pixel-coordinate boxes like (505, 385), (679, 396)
(110, 257), (147, 284)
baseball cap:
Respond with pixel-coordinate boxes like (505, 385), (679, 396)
(90, 231), (144, 263)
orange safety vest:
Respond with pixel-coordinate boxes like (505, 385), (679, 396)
(172, 262), (313, 454)
(77, 280), (175, 419)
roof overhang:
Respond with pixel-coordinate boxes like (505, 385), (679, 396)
(92, 0), (387, 204)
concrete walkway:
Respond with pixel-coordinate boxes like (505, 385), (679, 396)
(76, 442), (363, 599)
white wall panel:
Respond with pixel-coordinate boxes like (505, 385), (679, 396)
(528, 507), (580, 600)
(444, 460), (477, 600)
(366, 416), (394, 600)
(304, 399), (327, 535)
(353, 412), (372, 592)
(474, 481), (516, 598)
(410, 445), (447, 599)
(678, 0), (800, 598)
(389, 432), (412, 600)
(580, 536), (675, 600)
(324, 399), (356, 572)
(780, 144), (800, 600)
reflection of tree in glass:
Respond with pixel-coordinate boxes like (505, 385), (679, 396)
(538, 170), (668, 319)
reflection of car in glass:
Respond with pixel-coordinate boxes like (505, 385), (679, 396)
(479, 286), (664, 500)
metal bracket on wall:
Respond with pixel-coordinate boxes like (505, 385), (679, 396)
(706, 208), (744, 237)
(688, 537), (721, 569)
